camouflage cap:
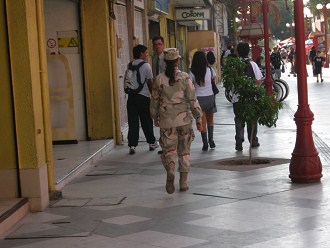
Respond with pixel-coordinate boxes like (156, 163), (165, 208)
(164, 48), (181, 60)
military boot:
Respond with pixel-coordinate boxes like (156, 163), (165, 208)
(179, 172), (189, 191)
(165, 163), (175, 194)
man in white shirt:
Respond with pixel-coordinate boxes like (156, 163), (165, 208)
(127, 44), (159, 155)
(152, 36), (166, 154)
(152, 36), (166, 77)
(232, 42), (263, 151)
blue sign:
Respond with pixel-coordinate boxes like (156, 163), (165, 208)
(155, 0), (168, 14)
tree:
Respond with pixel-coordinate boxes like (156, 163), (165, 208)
(307, 0), (328, 14)
(222, 57), (283, 164)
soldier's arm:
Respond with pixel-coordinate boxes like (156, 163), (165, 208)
(186, 77), (203, 123)
(150, 78), (160, 121)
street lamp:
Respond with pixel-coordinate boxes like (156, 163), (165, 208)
(304, 7), (313, 40)
(316, 3), (330, 68)
(286, 22), (295, 37)
(289, 0), (322, 183)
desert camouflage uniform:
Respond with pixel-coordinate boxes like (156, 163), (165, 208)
(150, 69), (202, 172)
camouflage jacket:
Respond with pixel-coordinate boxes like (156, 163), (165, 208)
(150, 69), (202, 128)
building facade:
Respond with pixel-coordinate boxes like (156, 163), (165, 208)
(0, 0), (225, 235)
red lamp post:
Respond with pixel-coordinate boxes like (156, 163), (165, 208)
(262, 0), (272, 96)
(286, 22), (295, 38)
(289, 0), (322, 183)
(316, 3), (330, 68)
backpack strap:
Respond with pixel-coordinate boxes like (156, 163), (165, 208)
(208, 66), (214, 78)
(241, 58), (255, 80)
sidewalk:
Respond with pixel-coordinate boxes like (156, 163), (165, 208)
(1, 66), (330, 248)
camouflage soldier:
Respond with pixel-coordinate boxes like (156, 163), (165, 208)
(150, 48), (203, 194)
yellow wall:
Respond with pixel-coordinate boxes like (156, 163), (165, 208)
(5, 0), (50, 210)
(188, 30), (217, 52)
(81, 0), (115, 140)
(188, 30), (221, 78)
(0, 0), (18, 170)
(7, 0), (46, 168)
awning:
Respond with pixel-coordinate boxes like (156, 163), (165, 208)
(278, 37), (295, 47)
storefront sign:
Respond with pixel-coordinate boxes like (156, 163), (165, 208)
(175, 8), (210, 21)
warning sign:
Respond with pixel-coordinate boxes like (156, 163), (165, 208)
(57, 30), (79, 54)
(58, 37), (79, 48)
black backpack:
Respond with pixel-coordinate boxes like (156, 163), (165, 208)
(241, 58), (255, 80)
(123, 61), (147, 95)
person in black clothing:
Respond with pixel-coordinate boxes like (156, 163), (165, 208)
(127, 45), (159, 154)
(313, 50), (325, 83)
(270, 46), (283, 79)
(309, 46), (317, 76)
(287, 47), (296, 77)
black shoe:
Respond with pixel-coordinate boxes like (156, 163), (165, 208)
(252, 142), (260, 148)
(202, 144), (209, 151)
(235, 144), (243, 151)
(158, 150), (163, 154)
(209, 141), (216, 149)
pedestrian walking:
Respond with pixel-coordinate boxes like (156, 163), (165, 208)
(126, 44), (159, 155)
(150, 48), (203, 194)
(313, 50), (325, 83)
(287, 47), (296, 77)
(309, 46), (317, 76)
(189, 51), (217, 151)
(270, 46), (283, 79)
(232, 42), (263, 151)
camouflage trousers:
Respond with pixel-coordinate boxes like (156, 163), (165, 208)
(159, 124), (195, 173)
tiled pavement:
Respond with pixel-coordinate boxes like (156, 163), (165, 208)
(1, 65), (330, 247)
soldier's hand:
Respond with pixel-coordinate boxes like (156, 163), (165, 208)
(154, 120), (160, 127)
(196, 122), (203, 132)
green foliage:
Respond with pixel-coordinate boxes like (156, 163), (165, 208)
(307, 0), (328, 14)
(222, 57), (283, 129)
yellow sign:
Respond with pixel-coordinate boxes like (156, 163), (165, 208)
(58, 37), (79, 48)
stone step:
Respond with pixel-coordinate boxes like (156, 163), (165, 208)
(0, 198), (29, 237)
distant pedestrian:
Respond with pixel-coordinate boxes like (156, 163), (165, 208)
(313, 50), (325, 83)
(270, 46), (283, 79)
(126, 44), (159, 155)
(255, 55), (265, 76)
(287, 47), (296, 77)
(309, 46), (317, 76)
(190, 51), (217, 151)
(220, 44), (232, 68)
(255, 55), (264, 68)
(280, 48), (287, 60)
(150, 48), (203, 194)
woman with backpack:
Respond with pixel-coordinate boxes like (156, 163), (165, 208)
(189, 51), (218, 151)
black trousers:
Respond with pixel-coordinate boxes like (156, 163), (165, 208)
(127, 94), (156, 147)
